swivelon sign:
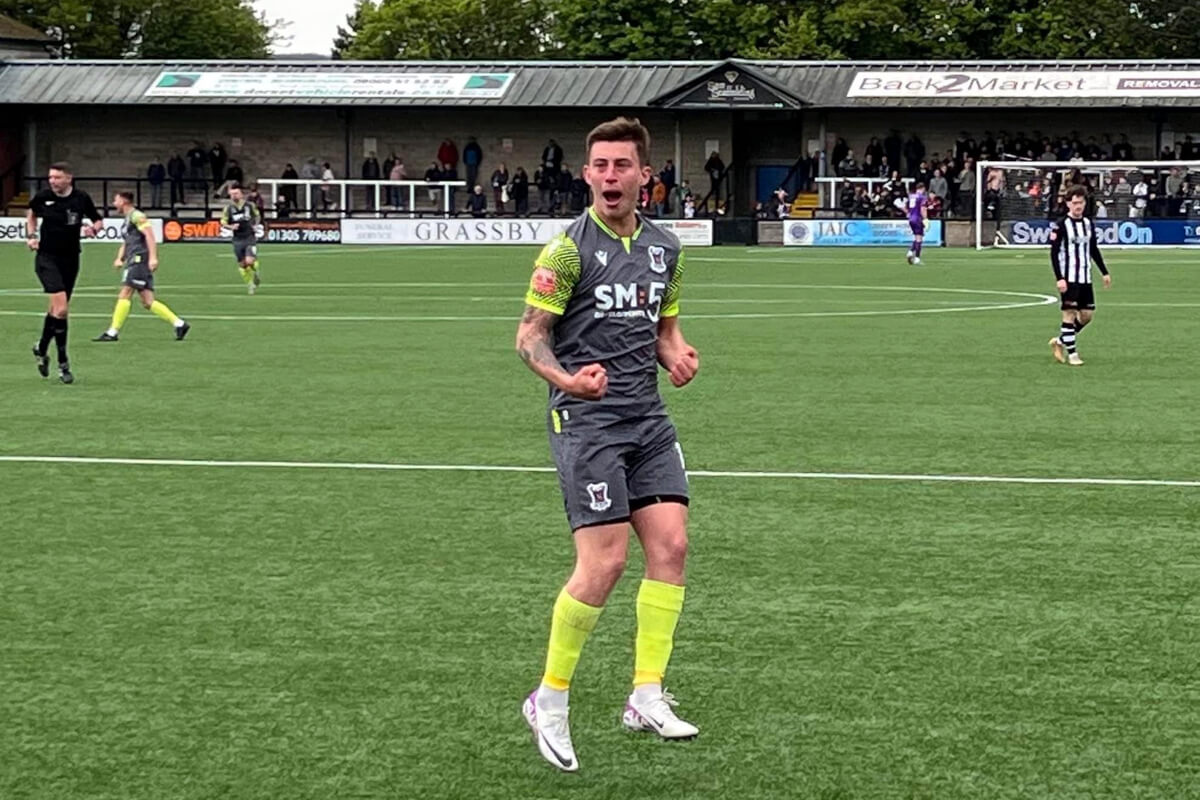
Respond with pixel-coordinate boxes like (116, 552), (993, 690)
(145, 72), (514, 99)
(848, 70), (1200, 98)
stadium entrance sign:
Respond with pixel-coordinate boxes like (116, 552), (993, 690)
(784, 219), (943, 246)
(848, 71), (1200, 98)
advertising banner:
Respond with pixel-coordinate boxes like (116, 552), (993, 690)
(341, 218), (574, 245)
(161, 218), (266, 243)
(848, 70), (1200, 99)
(1, 216), (163, 244)
(1006, 219), (1200, 246)
(656, 219), (714, 246)
(783, 219), (944, 246)
(145, 72), (514, 100)
(265, 219), (342, 244)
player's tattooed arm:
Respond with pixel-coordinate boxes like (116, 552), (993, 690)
(516, 305), (569, 382)
(516, 306), (608, 400)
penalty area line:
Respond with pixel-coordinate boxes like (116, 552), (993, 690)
(0, 455), (1196, 488)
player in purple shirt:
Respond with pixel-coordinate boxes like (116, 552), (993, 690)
(906, 182), (928, 265)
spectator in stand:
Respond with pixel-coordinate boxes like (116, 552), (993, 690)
(466, 184), (487, 218)
(510, 167), (530, 216)
(862, 153), (877, 180)
(677, 179), (693, 211)
(389, 158), (407, 210)
(1084, 136), (1103, 160)
(1131, 174), (1150, 218)
(167, 152), (186, 207)
(382, 152), (396, 204)
(555, 163), (573, 215)
(490, 163), (510, 215)
(208, 143), (227, 193)
(362, 151), (381, 210)
(884, 130), (902, 171)
(1165, 167), (1185, 216)
(246, 182), (264, 212)
(280, 162), (299, 209)
(1113, 134), (1134, 161)
(917, 160), (933, 187)
(534, 166), (552, 214)
(216, 160), (244, 198)
(957, 159), (976, 217)
(147, 157), (166, 208)
(275, 193), (292, 219)
(441, 162), (459, 212)
(773, 187), (790, 219)
(838, 149), (860, 177)
(864, 137), (883, 164)
(462, 137), (483, 194)
(754, 202), (769, 220)
(904, 134), (925, 178)
(852, 185), (871, 217)
(187, 141), (208, 195)
(300, 158), (321, 211)
(639, 175), (653, 212)
(541, 138), (563, 180)
(659, 159), (676, 213)
(437, 139), (458, 172)
(878, 155), (893, 179)
(704, 150), (725, 206)
(1182, 135), (1198, 160)
(651, 177), (667, 217)
(1159, 144), (1176, 161)
(929, 168), (948, 210)
(321, 162), (336, 210)
(683, 194), (696, 218)
(569, 170), (588, 214)
(1038, 143), (1056, 162)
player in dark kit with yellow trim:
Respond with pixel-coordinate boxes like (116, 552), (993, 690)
(516, 118), (701, 773)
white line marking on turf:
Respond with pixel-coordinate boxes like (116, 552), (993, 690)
(0, 455), (1196, 488)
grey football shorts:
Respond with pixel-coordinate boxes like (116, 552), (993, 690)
(547, 408), (689, 531)
(121, 261), (154, 291)
(233, 240), (258, 262)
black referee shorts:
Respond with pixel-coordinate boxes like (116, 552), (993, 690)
(35, 251), (82, 297)
(1060, 282), (1095, 311)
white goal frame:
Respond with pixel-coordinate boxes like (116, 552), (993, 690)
(974, 160), (1200, 250)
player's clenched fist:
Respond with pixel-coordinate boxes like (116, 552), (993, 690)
(668, 347), (699, 388)
(567, 363), (607, 400)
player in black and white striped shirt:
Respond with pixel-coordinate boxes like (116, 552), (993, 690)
(1048, 186), (1112, 366)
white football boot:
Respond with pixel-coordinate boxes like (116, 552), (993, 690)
(622, 688), (699, 739)
(522, 690), (579, 772)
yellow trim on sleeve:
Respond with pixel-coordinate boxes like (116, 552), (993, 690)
(524, 296), (565, 315)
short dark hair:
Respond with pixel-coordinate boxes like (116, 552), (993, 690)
(586, 117), (650, 167)
(49, 161), (72, 174)
(1065, 185), (1088, 201)
(115, 191), (134, 203)
(915, 181), (926, 190)
(229, 181), (243, 191)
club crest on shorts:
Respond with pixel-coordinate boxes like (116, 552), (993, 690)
(586, 482), (612, 512)
(648, 245), (667, 274)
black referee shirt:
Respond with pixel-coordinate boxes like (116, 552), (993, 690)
(31, 188), (102, 255)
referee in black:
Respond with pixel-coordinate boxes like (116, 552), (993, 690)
(25, 162), (103, 384)
(1048, 185), (1112, 367)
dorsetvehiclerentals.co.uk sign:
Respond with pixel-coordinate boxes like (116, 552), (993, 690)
(144, 72), (514, 99)
(848, 71), (1200, 98)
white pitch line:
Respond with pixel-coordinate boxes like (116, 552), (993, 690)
(0, 455), (1196, 488)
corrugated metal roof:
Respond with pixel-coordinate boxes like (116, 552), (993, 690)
(2, 59), (1200, 107)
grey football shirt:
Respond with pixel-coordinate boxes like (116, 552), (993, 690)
(525, 208), (685, 415)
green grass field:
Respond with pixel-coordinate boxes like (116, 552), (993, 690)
(2, 242), (1198, 799)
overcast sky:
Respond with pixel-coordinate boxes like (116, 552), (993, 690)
(258, 0), (358, 56)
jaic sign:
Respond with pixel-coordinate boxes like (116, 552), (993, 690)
(784, 219), (943, 247)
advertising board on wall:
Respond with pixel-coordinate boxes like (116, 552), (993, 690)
(0, 216), (164, 243)
(342, 218), (714, 246)
(784, 219), (944, 247)
(1006, 219), (1200, 247)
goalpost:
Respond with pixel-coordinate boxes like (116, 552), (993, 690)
(974, 160), (1200, 250)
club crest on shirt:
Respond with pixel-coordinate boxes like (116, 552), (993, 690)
(648, 245), (667, 274)
(595, 250), (609, 267)
(532, 266), (556, 294)
(586, 482), (611, 512)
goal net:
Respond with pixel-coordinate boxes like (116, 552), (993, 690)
(975, 160), (1200, 249)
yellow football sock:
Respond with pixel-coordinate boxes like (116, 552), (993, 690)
(149, 301), (181, 326)
(634, 579), (685, 687)
(109, 297), (132, 332)
(541, 589), (604, 691)
(239, 267), (253, 284)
